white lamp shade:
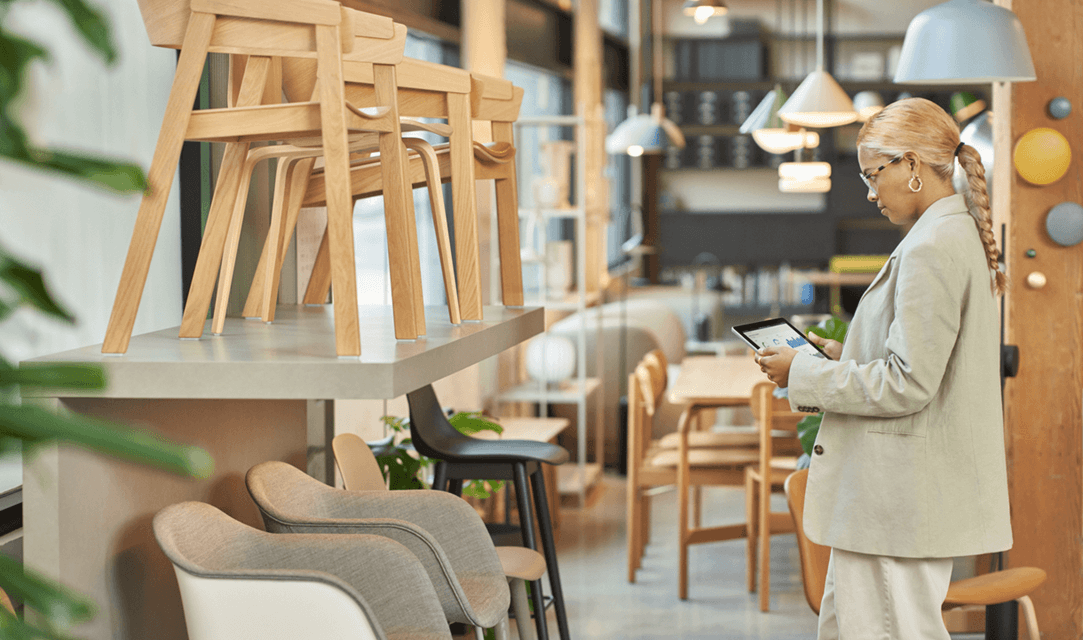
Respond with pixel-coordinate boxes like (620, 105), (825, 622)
(778, 70), (858, 128)
(853, 91), (885, 122)
(894, 0), (1036, 84)
(779, 161), (832, 181)
(605, 104), (685, 156)
(779, 176), (832, 193)
(739, 88), (786, 135)
(752, 129), (820, 155)
(525, 335), (577, 384)
(683, 0), (728, 24)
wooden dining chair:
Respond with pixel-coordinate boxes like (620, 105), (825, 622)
(784, 469), (1046, 639)
(293, 73), (527, 314)
(625, 353), (763, 595)
(744, 381), (807, 612)
(105, 0), (420, 356)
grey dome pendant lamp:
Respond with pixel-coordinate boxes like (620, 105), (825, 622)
(894, 0), (1035, 84)
(606, 0), (685, 156)
(777, 0), (857, 128)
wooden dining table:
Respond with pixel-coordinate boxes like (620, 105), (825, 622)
(667, 353), (773, 599)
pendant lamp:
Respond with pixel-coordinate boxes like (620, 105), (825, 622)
(740, 85), (820, 154)
(606, 0), (685, 156)
(894, 0), (1035, 84)
(778, 160), (832, 193)
(777, 0), (857, 128)
(682, 0), (727, 25)
(853, 91), (885, 122)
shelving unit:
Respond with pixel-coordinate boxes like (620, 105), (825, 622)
(492, 113), (607, 505)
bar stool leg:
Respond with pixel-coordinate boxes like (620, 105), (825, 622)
(432, 461), (448, 492)
(514, 463), (549, 640)
(530, 466), (569, 640)
(448, 478), (464, 496)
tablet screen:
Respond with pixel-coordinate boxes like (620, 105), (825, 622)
(731, 318), (830, 360)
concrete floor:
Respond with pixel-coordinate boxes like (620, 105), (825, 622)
(538, 474), (986, 640)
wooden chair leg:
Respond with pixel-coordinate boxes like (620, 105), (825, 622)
(373, 64), (419, 341)
(179, 56), (272, 339)
(211, 154), (263, 335)
(1018, 595), (1039, 640)
(399, 139), (426, 337)
(254, 156), (295, 324)
(758, 466), (772, 612)
(627, 485), (639, 583)
(491, 121), (524, 307)
(316, 24), (361, 356)
(745, 469), (758, 593)
(692, 485), (702, 529)
(677, 410), (693, 601)
(447, 92), (482, 321)
(640, 493), (651, 558)
(102, 13), (215, 354)
(404, 138), (460, 325)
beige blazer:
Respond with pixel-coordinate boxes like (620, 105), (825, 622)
(788, 194), (1012, 558)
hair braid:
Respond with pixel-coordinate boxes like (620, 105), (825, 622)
(957, 143), (1007, 295)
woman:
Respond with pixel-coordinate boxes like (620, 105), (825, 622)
(757, 98), (1012, 639)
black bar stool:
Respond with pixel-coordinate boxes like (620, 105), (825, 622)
(407, 384), (571, 640)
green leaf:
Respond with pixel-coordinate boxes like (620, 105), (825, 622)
(0, 553), (94, 630)
(449, 412), (503, 436)
(0, 405), (213, 478)
(17, 148), (147, 194)
(796, 413), (822, 458)
(807, 316), (849, 344)
(0, 256), (75, 324)
(1, 362), (106, 392)
(47, 0), (118, 64)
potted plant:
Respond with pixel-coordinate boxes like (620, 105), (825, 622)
(795, 316), (849, 469)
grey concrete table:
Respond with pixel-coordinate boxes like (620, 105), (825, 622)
(21, 305), (542, 640)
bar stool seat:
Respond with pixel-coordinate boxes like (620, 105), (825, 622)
(407, 384), (570, 640)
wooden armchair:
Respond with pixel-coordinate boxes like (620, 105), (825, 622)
(743, 381), (807, 612)
(785, 469), (1047, 639)
(106, 0), (419, 356)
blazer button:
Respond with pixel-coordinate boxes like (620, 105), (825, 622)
(814, 445), (824, 455)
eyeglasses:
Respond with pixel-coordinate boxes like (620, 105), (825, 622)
(859, 155), (903, 194)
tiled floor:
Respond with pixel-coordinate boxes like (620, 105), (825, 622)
(541, 474), (986, 640)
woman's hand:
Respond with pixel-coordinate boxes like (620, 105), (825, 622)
(808, 333), (843, 360)
(755, 347), (797, 388)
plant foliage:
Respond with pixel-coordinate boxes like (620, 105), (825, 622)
(373, 412), (505, 499)
(795, 316), (850, 461)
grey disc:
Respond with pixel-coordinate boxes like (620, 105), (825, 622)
(1046, 202), (1083, 247)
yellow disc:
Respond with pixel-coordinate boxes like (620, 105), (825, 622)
(1013, 128), (1072, 185)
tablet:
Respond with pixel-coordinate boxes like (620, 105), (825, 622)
(731, 318), (832, 360)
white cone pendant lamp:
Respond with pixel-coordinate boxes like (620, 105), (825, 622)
(894, 0), (1035, 84)
(777, 0), (856, 128)
(740, 86), (819, 154)
(779, 160), (832, 193)
(683, 0), (727, 25)
(606, 104), (685, 157)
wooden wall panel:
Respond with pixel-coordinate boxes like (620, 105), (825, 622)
(1003, 1), (1083, 638)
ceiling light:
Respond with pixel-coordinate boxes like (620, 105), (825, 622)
(894, 0), (1036, 84)
(741, 86), (820, 154)
(605, 104), (684, 156)
(779, 176), (832, 193)
(853, 91), (885, 122)
(779, 161), (832, 181)
(683, 0), (728, 25)
(777, 0), (857, 128)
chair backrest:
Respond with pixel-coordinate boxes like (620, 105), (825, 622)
(784, 469), (831, 614)
(153, 501), (388, 640)
(332, 433), (389, 491)
(405, 384), (470, 460)
(641, 348), (668, 397)
(471, 74), (525, 124)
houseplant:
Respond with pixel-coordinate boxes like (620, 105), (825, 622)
(373, 412), (506, 499)
(795, 316), (849, 468)
(1, 2), (213, 638)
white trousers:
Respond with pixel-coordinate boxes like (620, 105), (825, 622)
(818, 548), (953, 640)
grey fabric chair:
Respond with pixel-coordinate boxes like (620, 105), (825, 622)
(246, 461), (511, 638)
(153, 501), (451, 640)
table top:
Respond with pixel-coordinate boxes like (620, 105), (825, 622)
(23, 305), (543, 400)
(668, 354), (767, 407)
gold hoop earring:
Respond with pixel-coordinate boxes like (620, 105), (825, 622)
(909, 176), (923, 193)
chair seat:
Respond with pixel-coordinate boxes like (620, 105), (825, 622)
(426, 437), (570, 466)
(943, 567), (1047, 606)
(496, 546), (546, 582)
(658, 430), (760, 449)
(650, 447), (759, 469)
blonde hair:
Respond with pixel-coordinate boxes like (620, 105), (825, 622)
(857, 98), (1006, 295)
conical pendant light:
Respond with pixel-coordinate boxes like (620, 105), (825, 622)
(740, 86), (819, 154)
(777, 0), (857, 128)
(682, 0), (727, 25)
(606, 0), (685, 156)
(894, 0), (1035, 84)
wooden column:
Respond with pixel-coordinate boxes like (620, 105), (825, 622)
(1001, 0), (1083, 637)
(574, 0), (607, 292)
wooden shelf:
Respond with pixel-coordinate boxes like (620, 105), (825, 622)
(804, 272), (878, 286)
(24, 305), (543, 400)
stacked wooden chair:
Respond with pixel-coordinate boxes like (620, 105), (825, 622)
(107, 0), (527, 356)
(743, 381), (807, 612)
